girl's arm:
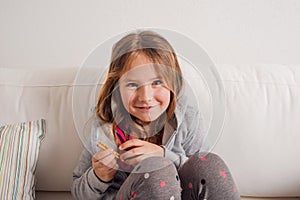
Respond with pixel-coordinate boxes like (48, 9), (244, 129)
(71, 149), (127, 200)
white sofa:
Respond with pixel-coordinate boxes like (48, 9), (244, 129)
(0, 64), (299, 200)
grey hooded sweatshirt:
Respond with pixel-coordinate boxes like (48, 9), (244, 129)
(71, 94), (207, 200)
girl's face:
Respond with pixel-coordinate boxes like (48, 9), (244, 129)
(119, 53), (171, 124)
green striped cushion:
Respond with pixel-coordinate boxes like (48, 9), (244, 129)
(0, 119), (45, 199)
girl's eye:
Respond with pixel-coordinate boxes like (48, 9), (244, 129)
(126, 82), (138, 88)
(152, 80), (163, 86)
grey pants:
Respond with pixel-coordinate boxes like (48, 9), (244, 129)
(116, 153), (241, 200)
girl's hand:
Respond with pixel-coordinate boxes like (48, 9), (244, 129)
(92, 148), (119, 182)
(119, 139), (164, 166)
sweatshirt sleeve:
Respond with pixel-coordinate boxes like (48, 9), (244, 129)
(163, 109), (207, 170)
(71, 149), (127, 200)
(182, 110), (207, 156)
(163, 147), (189, 169)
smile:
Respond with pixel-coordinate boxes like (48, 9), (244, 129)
(135, 105), (156, 111)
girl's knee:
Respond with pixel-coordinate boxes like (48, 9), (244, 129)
(186, 152), (228, 169)
(192, 152), (221, 160)
(179, 152), (232, 187)
(122, 157), (181, 199)
(179, 152), (240, 199)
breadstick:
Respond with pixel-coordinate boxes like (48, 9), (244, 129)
(97, 141), (120, 159)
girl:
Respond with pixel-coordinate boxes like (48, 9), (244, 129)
(72, 30), (240, 200)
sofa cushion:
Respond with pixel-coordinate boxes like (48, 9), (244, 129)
(213, 64), (300, 197)
(0, 119), (45, 199)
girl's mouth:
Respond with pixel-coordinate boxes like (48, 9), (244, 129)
(135, 106), (153, 111)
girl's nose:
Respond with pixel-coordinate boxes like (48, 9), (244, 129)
(137, 84), (154, 102)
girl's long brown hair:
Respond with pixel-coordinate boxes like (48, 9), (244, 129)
(96, 30), (183, 143)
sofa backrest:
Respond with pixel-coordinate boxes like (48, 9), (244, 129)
(0, 68), (83, 191)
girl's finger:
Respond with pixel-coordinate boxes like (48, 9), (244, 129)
(96, 162), (117, 175)
(100, 156), (118, 170)
(123, 154), (148, 166)
(119, 139), (144, 150)
(98, 153), (116, 166)
(120, 146), (143, 161)
(92, 148), (115, 162)
(107, 162), (119, 171)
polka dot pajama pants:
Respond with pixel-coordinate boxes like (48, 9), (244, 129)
(116, 153), (241, 200)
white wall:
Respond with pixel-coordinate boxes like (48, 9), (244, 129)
(0, 0), (299, 69)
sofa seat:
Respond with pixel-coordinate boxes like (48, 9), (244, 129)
(35, 191), (300, 200)
(35, 191), (73, 200)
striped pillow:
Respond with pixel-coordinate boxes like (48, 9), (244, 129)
(0, 119), (45, 199)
